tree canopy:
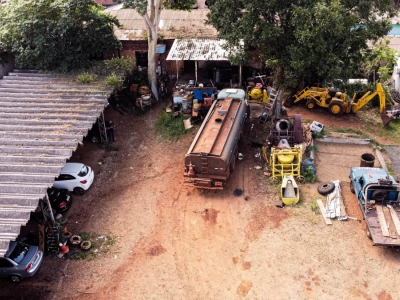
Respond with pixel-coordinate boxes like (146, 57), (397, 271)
(207, 0), (397, 87)
(0, 0), (122, 72)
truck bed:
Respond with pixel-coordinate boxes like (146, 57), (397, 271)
(361, 202), (400, 246)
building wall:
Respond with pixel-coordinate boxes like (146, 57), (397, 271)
(392, 57), (400, 92)
(120, 39), (181, 76)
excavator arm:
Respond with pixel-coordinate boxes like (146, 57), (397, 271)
(350, 83), (393, 126)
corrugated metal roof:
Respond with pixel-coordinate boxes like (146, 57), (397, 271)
(166, 38), (231, 61)
(106, 8), (218, 40)
(0, 71), (111, 257)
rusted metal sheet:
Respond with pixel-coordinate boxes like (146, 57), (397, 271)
(166, 38), (231, 61)
(107, 9), (218, 40)
(192, 98), (240, 155)
(0, 71), (111, 257)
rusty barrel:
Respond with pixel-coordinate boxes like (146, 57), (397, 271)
(360, 153), (375, 167)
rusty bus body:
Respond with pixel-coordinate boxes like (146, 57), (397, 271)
(184, 89), (247, 189)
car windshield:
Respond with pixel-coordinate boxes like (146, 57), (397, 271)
(9, 243), (29, 264)
(77, 165), (89, 177)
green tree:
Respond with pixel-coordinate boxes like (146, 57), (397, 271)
(123, 0), (195, 100)
(0, 0), (122, 72)
(360, 38), (399, 83)
(207, 0), (396, 88)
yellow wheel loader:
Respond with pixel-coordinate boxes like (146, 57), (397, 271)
(285, 83), (397, 126)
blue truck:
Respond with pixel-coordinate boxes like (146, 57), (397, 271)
(349, 167), (400, 246)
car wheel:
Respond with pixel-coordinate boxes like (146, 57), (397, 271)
(350, 181), (355, 194)
(73, 187), (85, 195)
(317, 182), (335, 195)
(10, 275), (22, 283)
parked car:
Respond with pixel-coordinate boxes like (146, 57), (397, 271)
(53, 162), (94, 195)
(0, 241), (43, 283)
(47, 187), (72, 213)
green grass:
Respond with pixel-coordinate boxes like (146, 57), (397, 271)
(155, 109), (193, 141)
(69, 232), (117, 261)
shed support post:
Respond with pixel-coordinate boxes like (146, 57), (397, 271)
(98, 111), (108, 144)
(195, 60), (198, 85)
(239, 65), (242, 88)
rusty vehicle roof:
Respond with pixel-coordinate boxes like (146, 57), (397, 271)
(191, 97), (242, 156)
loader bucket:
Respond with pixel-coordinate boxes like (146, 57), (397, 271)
(381, 111), (393, 127)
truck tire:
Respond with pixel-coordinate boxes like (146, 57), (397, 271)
(317, 182), (335, 195)
(305, 99), (316, 109)
(372, 190), (387, 202)
(350, 181), (355, 193)
(328, 101), (344, 115)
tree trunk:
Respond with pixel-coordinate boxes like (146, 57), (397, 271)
(143, 0), (162, 101)
(148, 32), (159, 101)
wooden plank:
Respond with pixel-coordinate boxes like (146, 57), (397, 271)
(383, 206), (397, 239)
(375, 149), (387, 171)
(340, 197), (347, 217)
(317, 199), (332, 225)
(316, 137), (370, 144)
(376, 205), (390, 237)
(389, 206), (400, 236)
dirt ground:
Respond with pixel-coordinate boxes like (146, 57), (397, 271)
(1, 102), (400, 300)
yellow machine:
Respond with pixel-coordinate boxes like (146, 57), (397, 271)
(281, 175), (300, 205)
(246, 86), (269, 103)
(270, 144), (302, 180)
(288, 83), (394, 126)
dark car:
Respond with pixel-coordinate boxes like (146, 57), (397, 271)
(0, 241), (43, 282)
(47, 187), (72, 213)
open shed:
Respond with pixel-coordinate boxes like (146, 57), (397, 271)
(0, 70), (111, 256)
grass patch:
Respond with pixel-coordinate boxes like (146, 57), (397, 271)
(310, 200), (319, 213)
(302, 165), (318, 183)
(76, 72), (97, 84)
(155, 109), (193, 141)
(69, 232), (117, 261)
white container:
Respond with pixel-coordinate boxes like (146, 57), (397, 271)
(310, 121), (324, 132)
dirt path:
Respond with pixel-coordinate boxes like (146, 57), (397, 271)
(1, 102), (399, 300)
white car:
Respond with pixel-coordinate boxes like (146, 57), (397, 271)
(53, 163), (94, 195)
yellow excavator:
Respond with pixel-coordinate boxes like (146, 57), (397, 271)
(285, 83), (397, 126)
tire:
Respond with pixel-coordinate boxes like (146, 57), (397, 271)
(317, 182), (335, 195)
(350, 181), (355, 194)
(328, 101), (344, 115)
(81, 241), (92, 252)
(73, 187), (85, 195)
(10, 275), (22, 283)
(305, 99), (316, 109)
(372, 190), (386, 202)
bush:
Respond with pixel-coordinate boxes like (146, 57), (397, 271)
(106, 72), (124, 90)
(77, 72), (97, 84)
(155, 109), (192, 141)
